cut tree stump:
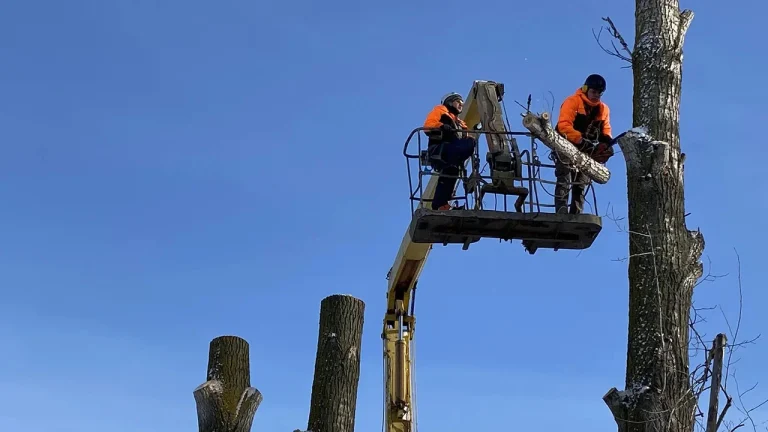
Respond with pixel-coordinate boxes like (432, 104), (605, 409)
(194, 335), (263, 432)
(307, 294), (365, 432)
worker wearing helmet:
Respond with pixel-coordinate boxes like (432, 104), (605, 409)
(553, 74), (615, 214)
(422, 92), (477, 211)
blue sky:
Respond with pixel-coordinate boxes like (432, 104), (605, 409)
(0, 0), (765, 431)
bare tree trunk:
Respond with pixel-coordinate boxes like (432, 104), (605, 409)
(307, 294), (365, 432)
(194, 336), (263, 432)
(603, 1), (702, 432)
(705, 334), (727, 432)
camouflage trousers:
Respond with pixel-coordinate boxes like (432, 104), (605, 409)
(554, 156), (590, 215)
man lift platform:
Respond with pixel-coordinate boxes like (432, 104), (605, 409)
(382, 79), (611, 432)
(408, 207), (602, 253)
(402, 80), (604, 254)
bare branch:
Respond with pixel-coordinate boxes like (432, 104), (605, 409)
(724, 248), (745, 392)
(592, 16), (633, 66)
(716, 384), (734, 432)
(688, 249), (766, 432)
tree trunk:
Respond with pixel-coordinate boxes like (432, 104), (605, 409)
(194, 336), (263, 432)
(603, 1), (703, 432)
(705, 334), (727, 432)
(307, 294), (365, 432)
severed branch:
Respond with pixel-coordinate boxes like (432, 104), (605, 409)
(603, 387), (629, 432)
(677, 10), (695, 52)
(592, 16), (633, 65)
(521, 111), (611, 184)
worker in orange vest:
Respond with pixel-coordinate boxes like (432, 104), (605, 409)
(553, 74), (615, 214)
(422, 92), (477, 210)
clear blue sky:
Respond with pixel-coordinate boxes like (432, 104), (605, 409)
(1, 0), (765, 431)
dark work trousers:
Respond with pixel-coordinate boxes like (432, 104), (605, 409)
(554, 154), (590, 214)
(429, 137), (476, 210)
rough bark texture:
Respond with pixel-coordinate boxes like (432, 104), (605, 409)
(522, 111), (611, 184)
(602, 1), (703, 432)
(705, 334), (727, 432)
(307, 294), (365, 432)
(194, 336), (263, 432)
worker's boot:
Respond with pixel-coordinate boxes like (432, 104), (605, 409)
(437, 201), (462, 211)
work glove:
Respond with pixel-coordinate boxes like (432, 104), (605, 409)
(592, 143), (614, 164)
(576, 138), (596, 152)
(598, 133), (613, 145)
(438, 122), (457, 141)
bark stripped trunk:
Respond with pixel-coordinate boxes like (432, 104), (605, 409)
(194, 336), (263, 432)
(307, 294), (365, 432)
(603, 1), (702, 431)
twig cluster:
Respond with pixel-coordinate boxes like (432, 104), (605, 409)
(688, 250), (767, 432)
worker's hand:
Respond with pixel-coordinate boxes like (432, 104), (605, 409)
(577, 138), (596, 152)
(593, 143), (614, 164)
(598, 133), (613, 145)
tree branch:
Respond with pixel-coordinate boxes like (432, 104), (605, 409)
(603, 387), (629, 432)
(593, 16), (633, 65)
(677, 10), (695, 51)
(716, 384), (734, 432)
(521, 111), (611, 184)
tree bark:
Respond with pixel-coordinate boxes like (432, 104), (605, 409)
(307, 294), (365, 432)
(194, 335), (263, 432)
(603, 1), (702, 432)
(705, 334), (727, 432)
(521, 111), (611, 184)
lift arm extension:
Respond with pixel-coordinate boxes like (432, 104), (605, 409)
(382, 80), (509, 432)
(382, 179), (435, 432)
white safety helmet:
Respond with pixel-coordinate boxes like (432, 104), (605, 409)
(441, 92), (463, 105)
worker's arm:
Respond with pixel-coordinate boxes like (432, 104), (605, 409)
(598, 103), (613, 144)
(556, 96), (583, 144)
(424, 105), (450, 130)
